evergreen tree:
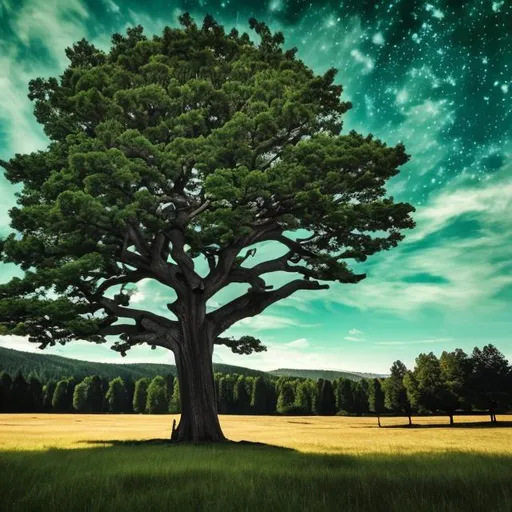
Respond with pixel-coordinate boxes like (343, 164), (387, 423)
(65, 378), (77, 413)
(438, 350), (471, 424)
(368, 378), (385, 427)
(277, 382), (295, 413)
(336, 378), (355, 413)
(73, 381), (89, 412)
(52, 380), (70, 412)
(469, 344), (510, 421)
(105, 377), (128, 413)
(0, 372), (12, 412)
(42, 381), (56, 411)
(27, 375), (43, 412)
(146, 376), (168, 414)
(233, 375), (251, 414)
(250, 376), (268, 414)
(11, 372), (29, 413)
(403, 371), (420, 419)
(164, 374), (174, 405)
(88, 376), (105, 413)
(169, 377), (181, 414)
(124, 377), (135, 413)
(217, 375), (235, 414)
(383, 360), (413, 425)
(317, 379), (336, 415)
(133, 377), (150, 414)
(413, 353), (443, 415)
(352, 381), (369, 414)
(294, 381), (312, 414)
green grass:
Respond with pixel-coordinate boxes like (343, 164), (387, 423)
(2, 443), (512, 512)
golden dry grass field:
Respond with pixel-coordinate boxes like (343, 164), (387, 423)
(2, 414), (512, 511)
(1, 413), (511, 454)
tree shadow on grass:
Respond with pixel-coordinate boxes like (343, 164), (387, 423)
(78, 438), (295, 451)
(378, 420), (512, 429)
(1, 442), (512, 512)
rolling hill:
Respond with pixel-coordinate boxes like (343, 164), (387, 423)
(269, 368), (385, 381)
(0, 346), (381, 383)
(0, 346), (268, 382)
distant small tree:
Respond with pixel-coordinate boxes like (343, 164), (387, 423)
(469, 344), (510, 422)
(88, 376), (105, 413)
(368, 378), (385, 427)
(65, 378), (77, 413)
(133, 377), (150, 414)
(294, 381), (312, 414)
(0, 372), (12, 412)
(169, 377), (181, 414)
(73, 381), (89, 412)
(438, 350), (471, 425)
(250, 376), (268, 414)
(27, 375), (43, 412)
(42, 381), (56, 411)
(317, 379), (336, 416)
(413, 353), (443, 416)
(146, 376), (168, 414)
(217, 375), (235, 414)
(335, 378), (355, 413)
(277, 382), (295, 413)
(383, 360), (413, 425)
(403, 371), (420, 419)
(352, 381), (369, 415)
(233, 375), (251, 414)
(11, 373), (29, 413)
(164, 374), (174, 404)
(105, 377), (128, 413)
(124, 377), (135, 413)
(52, 379), (70, 412)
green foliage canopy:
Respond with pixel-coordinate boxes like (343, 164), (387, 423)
(0, 14), (414, 358)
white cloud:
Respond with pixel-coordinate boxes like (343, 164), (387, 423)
(285, 338), (309, 349)
(375, 337), (454, 346)
(321, 161), (512, 315)
(229, 314), (299, 331)
(344, 336), (361, 342)
(349, 328), (363, 335)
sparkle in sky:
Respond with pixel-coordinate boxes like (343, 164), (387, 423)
(0, 0), (511, 372)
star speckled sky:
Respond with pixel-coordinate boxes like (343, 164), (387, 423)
(0, 0), (511, 373)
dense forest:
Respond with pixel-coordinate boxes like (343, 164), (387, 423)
(1, 344), (511, 423)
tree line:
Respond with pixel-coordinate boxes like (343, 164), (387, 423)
(0, 344), (510, 422)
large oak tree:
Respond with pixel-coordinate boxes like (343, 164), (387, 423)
(0, 14), (415, 441)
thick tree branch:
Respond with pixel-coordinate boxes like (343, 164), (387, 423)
(204, 224), (282, 299)
(208, 279), (329, 336)
(167, 228), (204, 291)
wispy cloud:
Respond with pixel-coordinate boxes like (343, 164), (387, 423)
(375, 337), (454, 346)
(285, 338), (309, 349)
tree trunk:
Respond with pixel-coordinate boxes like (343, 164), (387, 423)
(171, 306), (226, 443)
(377, 415), (381, 428)
(408, 414), (412, 426)
(449, 414), (454, 426)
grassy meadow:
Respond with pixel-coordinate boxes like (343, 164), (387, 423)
(1, 414), (512, 511)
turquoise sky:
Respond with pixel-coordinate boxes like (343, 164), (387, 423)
(0, 0), (511, 373)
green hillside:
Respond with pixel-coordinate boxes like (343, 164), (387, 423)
(0, 346), (267, 382)
(0, 346), (381, 384)
(269, 368), (385, 381)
